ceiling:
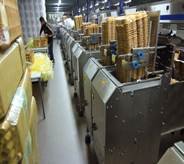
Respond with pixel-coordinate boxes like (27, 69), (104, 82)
(45, 0), (163, 13)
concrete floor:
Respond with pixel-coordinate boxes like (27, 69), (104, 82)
(33, 40), (98, 164)
(33, 40), (184, 164)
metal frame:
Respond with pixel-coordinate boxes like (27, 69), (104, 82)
(73, 44), (102, 116)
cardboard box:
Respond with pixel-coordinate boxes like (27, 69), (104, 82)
(25, 50), (35, 64)
(34, 37), (41, 48)
(0, 42), (25, 119)
(0, 69), (32, 164)
(0, 105), (30, 164)
(29, 96), (40, 164)
(16, 37), (26, 72)
(40, 37), (48, 47)
(0, 0), (22, 50)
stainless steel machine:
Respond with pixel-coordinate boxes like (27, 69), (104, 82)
(158, 141), (184, 164)
(66, 36), (76, 85)
(73, 44), (102, 117)
(83, 42), (184, 163)
(83, 58), (116, 138)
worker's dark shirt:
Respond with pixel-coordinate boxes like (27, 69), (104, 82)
(40, 23), (54, 43)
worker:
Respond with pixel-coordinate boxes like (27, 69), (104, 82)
(39, 16), (55, 63)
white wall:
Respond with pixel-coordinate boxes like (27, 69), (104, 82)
(18, 0), (46, 44)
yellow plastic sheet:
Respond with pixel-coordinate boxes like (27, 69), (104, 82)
(27, 38), (34, 48)
(31, 53), (54, 81)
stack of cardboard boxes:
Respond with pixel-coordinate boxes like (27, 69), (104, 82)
(0, 0), (40, 164)
(34, 37), (48, 48)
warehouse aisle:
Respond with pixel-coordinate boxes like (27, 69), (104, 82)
(33, 40), (98, 164)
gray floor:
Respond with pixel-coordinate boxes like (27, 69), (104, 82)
(33, 40), (184, 164)
(33, 40), (98, 164)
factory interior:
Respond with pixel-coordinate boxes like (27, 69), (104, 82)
(1, 0), (184, 164)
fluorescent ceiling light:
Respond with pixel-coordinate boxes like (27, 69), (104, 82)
(90, 5), (93, 8)
(82, 8), (84, 11)
(95, 3), (99, 6)
(102, 0), (107, 3)
(101, 7), (104, 9)
(124, 0), (131, 3)
(114, 3), (119, 6)
(58, 0), (61, 3)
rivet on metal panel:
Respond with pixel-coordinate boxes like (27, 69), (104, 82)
(137, 130), (140, 134)
(139, 150), (142, 153)
(141, 131), (143, 134)
(134, 138), (137, 144)
(109, 149), (111, 152)
(113, 148), (115, 150)
(121, 153), (124, 156)
(162, 108), (164, 110)
(139, 112), (142, 115)
(150, 110), (153, 112)
(111, 106), (113, 108)
(115, 116), (118, 118)
(111, 150), (113, 153)
(107, 106), (109, 109)
(161, 111), (163, 114)
(116, 98), (119, 100)
(122, 120), (125, 123)
(131, 91), (134, 97)
(162, 122), (165, 125)
(123, 93), (126, 97)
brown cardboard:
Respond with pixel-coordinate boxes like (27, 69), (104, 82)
(0, 43), (24, 119)
(16, 37), (26, 72)
(25, 50), (35, 64)
(0, 70), (32, 164)
(0, 0), (22, 50)
(29, 96), (40, 164)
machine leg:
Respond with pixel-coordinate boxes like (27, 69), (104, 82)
(85, 134), (91, 144)
(180, 129), (184, 136)
(79, 110), (83, 117)
(71, 81), (74, 86)
(39, 78), (46, 119)
(74, 92), (78, 97)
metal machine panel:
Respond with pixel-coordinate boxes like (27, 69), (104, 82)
(71, 44), (78, 72)
(74, 47), (83, 82)
(83, 59), (101, 128)
(74, 47), (102, 112)
(92, 69), (116, 144)
(162, 81), (184, 134)
(158, 141), (184, 164)
(104, 76), (168, 164)
(92, 70), (116, 104)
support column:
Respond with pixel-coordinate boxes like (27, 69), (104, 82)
(77, 0), (79, 15)
(94, 0), (95, 12)
(86, 0), (88, 22)
(109, 0), (111, 10)
(120, 0), (123, 15)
